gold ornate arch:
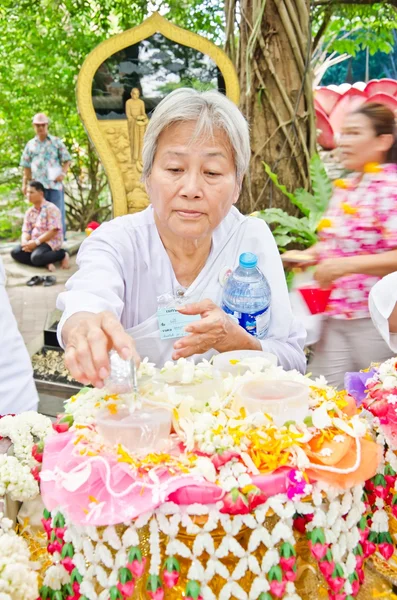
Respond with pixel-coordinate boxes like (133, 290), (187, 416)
(76, 12), (240, 216)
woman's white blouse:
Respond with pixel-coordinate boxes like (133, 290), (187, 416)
(57, 206), (307, 372)
(369, 271), (397, 352)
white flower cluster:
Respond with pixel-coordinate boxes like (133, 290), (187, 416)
(368, 357), (397, 389)
(64, 358), (157, 425)
(0, 411), (52, 467)
(305, 484), (365, 590)
(64, 387), (125, 425)
(218, 460), (252, 492)
(159, 358), (213, 384)
(138, 357), (156, 378)
(43, 564), (70, 591)
(0, 455), (38, 501)
(0, 512), (38, 600)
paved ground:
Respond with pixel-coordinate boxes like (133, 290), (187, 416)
(2, 232), (84, 354)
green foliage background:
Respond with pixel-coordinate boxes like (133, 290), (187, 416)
(0, 0), (395, 239)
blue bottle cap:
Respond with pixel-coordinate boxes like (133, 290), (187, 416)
(239, 252), (258, 268)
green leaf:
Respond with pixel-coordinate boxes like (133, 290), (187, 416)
(109, 586), (123, 600)
(185, 580), (201, 599)
(146, 574), (162, 592)
(61, 542), (74, 558)
(274, 234), (293, 247)
(309, 154), (332, 218)
(128, 546), (142, 562)
(290, 188), (315, 218)
(39, 587), (51, 600)
(119, 566), (133, 584)
(263, 162), (297, 205)
(268, 565), (283, 582)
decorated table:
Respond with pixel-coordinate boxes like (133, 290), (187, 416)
(1, 354), (397, 600)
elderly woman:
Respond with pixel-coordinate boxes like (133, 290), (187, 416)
(57, 89), (306, 387)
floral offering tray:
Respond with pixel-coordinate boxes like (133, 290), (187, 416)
(2, 355), (397, 599)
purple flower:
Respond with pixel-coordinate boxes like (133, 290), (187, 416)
(344, 369), (377, 404)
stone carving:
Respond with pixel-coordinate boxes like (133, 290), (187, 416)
(100, 122), (149, 213)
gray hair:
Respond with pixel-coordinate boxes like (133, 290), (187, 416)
(142, 88), (250, 183)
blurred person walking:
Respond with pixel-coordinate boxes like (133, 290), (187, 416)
(284, 104), (397, 387)
(20, 113), (71, 236)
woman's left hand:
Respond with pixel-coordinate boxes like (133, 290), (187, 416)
(313, 258), (351, 288)
(172, 299), (261, 360)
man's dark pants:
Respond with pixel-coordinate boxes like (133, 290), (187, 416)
(11, 243), (65, 267)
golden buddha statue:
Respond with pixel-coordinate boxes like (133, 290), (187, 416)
(126, 88), (149, 169)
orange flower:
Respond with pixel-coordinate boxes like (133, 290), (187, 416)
(364, 162), (382, 174)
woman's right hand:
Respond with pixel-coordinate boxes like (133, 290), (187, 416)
(63, 311), (140, 388)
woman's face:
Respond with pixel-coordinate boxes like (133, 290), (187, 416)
(146, 121), (240, 241)
(339, 112), (391, 171)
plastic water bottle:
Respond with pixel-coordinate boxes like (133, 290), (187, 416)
(221, 252), (271, 339)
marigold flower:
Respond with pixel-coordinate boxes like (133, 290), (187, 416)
(363, 162), (382, 174)
(317, 218), (332, 231)
(333, 179), (348, 189)
(340, 202), (357, 215)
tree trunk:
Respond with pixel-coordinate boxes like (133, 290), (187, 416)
(229, 0), (316, 214)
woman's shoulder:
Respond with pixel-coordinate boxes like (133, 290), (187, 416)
(218, 208), (275, 251)
(224, 207), (270, 231)
(91, 207), (155, 237)
(238, 210), (273, 238)
(79, 207), (155, 255)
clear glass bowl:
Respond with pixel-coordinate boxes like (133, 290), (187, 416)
(97, 405), (172, 453)
(234, 379), (309, 426)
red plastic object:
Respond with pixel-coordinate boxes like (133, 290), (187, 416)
(86, 221), (100, 230)
(298, 286), (332, 315)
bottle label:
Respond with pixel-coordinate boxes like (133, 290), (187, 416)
(222, 304), (271, 339)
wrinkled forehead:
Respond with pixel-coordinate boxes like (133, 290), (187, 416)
(155, 120), (235, 162)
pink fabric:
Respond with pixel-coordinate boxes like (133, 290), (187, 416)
(40, 431), (291, 526)
(40, 431), (207, 525)
(318, 164), (397, 319)
(22, 200), (63, 250)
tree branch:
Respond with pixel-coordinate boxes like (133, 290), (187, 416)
(312, 9), (332, 52)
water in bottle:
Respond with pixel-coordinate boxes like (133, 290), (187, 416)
(221, 252), (271, 339)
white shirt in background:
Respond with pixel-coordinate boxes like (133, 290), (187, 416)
(0, 258), (39, 414)
(369, 271), (397, 352)
(57, 206), (307, 372)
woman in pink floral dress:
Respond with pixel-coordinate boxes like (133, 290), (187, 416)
(288, 103), (397, 387)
